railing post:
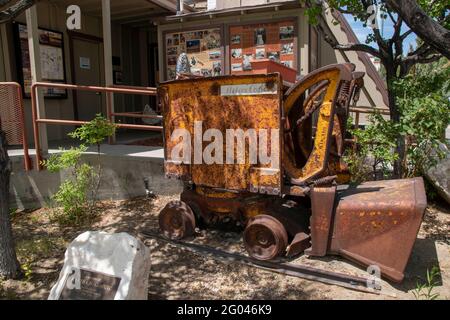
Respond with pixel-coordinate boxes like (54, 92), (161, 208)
(102, 0), (115, 145)
(30, 84), (42, 170)
(106, 91), (116, 144)
(26, 6), (48, 157)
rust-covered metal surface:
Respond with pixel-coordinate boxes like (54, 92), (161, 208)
(330, 178), (427, 282)
(157, 64), (428, 284)
(306, 187), (336, 257)
(283, 64), (353, 185)
(159, 74), (283, 195)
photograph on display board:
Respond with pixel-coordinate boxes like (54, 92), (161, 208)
(213, 61), (222, 76)
(282, 60), (294, 68)
(201, 69), (212, 77)
(280, 26), (294, 40)
(204, 30), (221, 49)
(231, 34), (241, 45)
(209, 51), (221, 60)
(167, 56), (178, 66)
(281, 43), (294, 55)
(190, 56), (204, 68)
(231, 48), (242, 59)
(268, 51), (280, 62)
(243, 54), (254, 71)
(168, 67), (176, 80)
(231, 63), (243, 72)
(173, 34), (180, 46)
(255, 48), (266, 59)
(191, 68), (201, 75)
(254, 28), (266, 46)
(186, 40), (201, 53)
(167, 46), (178, 56)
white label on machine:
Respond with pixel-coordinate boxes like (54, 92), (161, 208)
(220, 83), (278, 96)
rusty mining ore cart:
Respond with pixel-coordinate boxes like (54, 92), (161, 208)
(157, 63), (427, 283)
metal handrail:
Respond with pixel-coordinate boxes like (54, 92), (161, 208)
(30, 82), (162, 171)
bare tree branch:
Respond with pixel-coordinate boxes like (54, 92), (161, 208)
(334, 42), (383, 58)
(400, 29), (414, 42)
(314, 19), (382, 59)
(385, 0), (450, 59)
(404, 53), (443, 65)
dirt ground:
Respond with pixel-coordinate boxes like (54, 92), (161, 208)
(1, 195), (449, 300)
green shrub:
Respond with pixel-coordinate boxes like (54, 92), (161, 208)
(344, 115), (398, 184)
(43, 146), (96, 225)
(44, 115), (116, 226)
(69, 114), (116, 153)
(345, 60), (449, 185)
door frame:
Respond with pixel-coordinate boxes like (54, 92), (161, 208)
(68, 31), (103, 120)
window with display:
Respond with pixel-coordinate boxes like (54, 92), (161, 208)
(229, 20), (297, 74)
(165, 28), (222, 80)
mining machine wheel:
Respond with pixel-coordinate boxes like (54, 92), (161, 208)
(243, 215), (288, 261)
(159, 201), (196, 240)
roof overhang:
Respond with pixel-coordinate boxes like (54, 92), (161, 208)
(165, 1), (302, 23)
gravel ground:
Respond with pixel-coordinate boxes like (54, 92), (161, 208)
(1, 195), (449, 300)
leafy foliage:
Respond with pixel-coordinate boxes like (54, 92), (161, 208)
(346, 59), (450, 183)
(45, 146), (87, 173)
(43, 146), (96, 225)
(345, 114), (398, 183)
(395, 59), (450, 177)
(303, 1), (449, 177)
(413, 266), (441, 300)
(43, 115), (116, 226)
(69, 114), (116, 152)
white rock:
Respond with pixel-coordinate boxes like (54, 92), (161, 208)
(425, 143), (450, 205)
(48, 231), (151, 300)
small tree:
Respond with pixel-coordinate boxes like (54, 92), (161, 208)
(345, 113), (398, 183)
(69, 114), (117, 204)
(69, 114), (116, 154)
(0, 130), (20, 279)
(45, 145), (94, 225)
(303, 0), (449, 177)
(346, 59), (450, 183)
(44, 115), (116, 225)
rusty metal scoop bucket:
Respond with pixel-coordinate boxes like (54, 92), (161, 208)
(308, 178), (427, 282)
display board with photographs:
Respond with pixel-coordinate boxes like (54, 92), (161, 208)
(14, 23), (67, 98)
(165, 28), (222, 80)
(229, 21), (296, 73)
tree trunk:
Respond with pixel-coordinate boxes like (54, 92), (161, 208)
(385, 67), (406, 178)
(0, 130), (20, 279)
(386, 0), (450, 60)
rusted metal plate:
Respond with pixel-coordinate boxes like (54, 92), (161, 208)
(330, 178), (427, 282)
(160, 74), (283, 195)
(306, 186), (336, 257)
(287, 232), (311, 257)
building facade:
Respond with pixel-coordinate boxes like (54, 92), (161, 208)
(0, 0), (389, 144)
